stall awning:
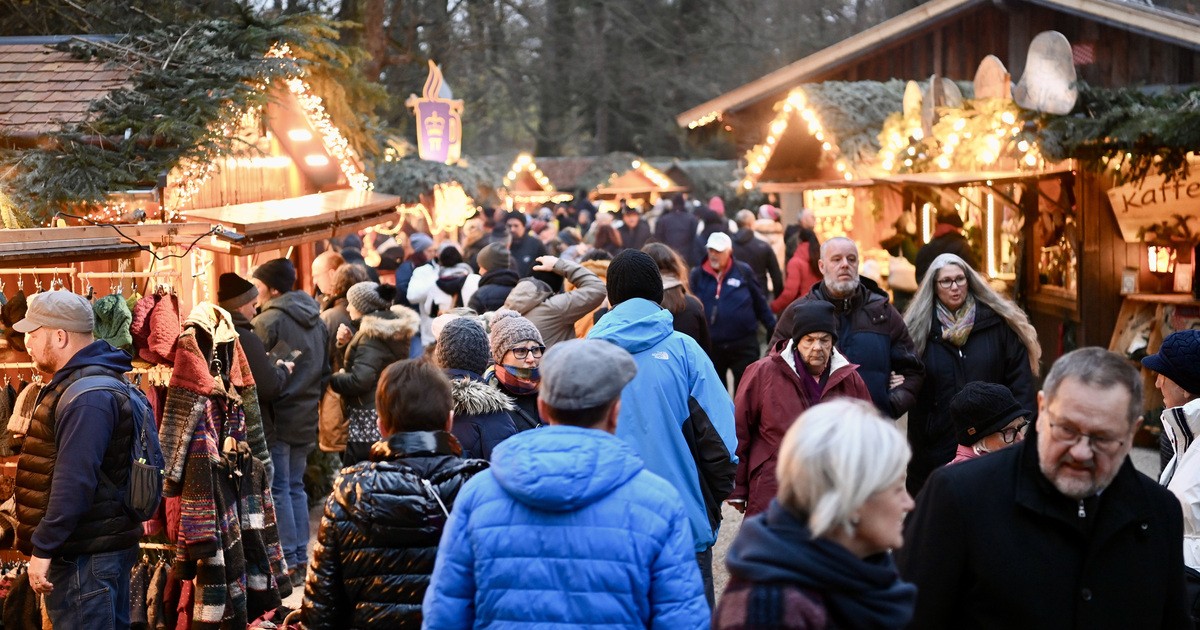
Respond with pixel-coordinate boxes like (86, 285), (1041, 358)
(0, 223), (214, 264)
(189, 189), (401, 255)
(759, 178), (876, 193)
(872, 166), (1074, 188)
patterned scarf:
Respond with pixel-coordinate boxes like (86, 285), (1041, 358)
(491, 364), (541, 397)
(936, 294), (976, 347)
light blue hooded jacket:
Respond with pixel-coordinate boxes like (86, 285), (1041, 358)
(422, 425), (709, 629)
(588, 298), (738, 552)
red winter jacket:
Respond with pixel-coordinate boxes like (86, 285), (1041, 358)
(732, 341), (873, 516)
(770, 241), (821, 315)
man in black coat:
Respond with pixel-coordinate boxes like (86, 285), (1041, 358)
(505, 212), (546, 277)
(731, 209), (783, 299)
(617, 205), (651, 252)
(653, 198), (700, 261)
(915, 209), (979, 282)
(468, 243), (520, 314)
(897, 347), (1191, 629)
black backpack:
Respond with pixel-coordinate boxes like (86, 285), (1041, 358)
(59, 375), (164, 522)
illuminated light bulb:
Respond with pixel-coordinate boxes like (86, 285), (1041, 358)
(937, 156), (951, 169)
(632, 160), (641, 169)
(1025, 153), (1038, 166)
(963, 132), (972, 139)
(766, 136), (776, 144)
(822, 142), (832, 151)
(946, 133), (959, 145)
(814, 131), (824, 142)
(844, 172), (853, 181)
(1001, 111), (1016, 125)
(882, 160), (894, 170)
(801, 109), (815, 122)
(1017, 140), (1030, 152)
(890, 132), (903, 145)
(771, 121), (787, 135)
(907, 147), (916, 156)
(912, 129), (924, 141)
(836, 162), (845, 171)
(904, 158), (913, 167)
(287, 129), (313, 142)
(953, 118), (966, 131)
(980, 152), (995, 163)
(743, 180), (753, 190)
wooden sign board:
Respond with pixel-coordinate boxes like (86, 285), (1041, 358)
(1106, 164), (1200, 242)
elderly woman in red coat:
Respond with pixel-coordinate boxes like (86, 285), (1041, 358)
(729, 300), (873, 516)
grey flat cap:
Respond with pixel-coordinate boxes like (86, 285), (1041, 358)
(539, 338), (637, 410)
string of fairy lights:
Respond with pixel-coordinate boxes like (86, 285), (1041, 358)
(737, 89), (855, 191)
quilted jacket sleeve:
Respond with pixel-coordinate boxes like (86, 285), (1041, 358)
(649, 490), (712, 629)
(302, 493), (350, 628)
(422, 478), (481, 630)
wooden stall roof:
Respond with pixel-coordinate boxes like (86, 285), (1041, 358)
(676, 0), (1200, 127)
(0, 222), (213, 264)
(189, 189), (401, 255)
(0, 36), (130, 136)
(873, 165), (1075, 188)
(759, 178), (877, 193)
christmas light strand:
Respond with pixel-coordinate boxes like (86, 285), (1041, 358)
(738, 89), (854, 191)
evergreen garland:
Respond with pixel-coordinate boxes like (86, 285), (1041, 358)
(372, 156), (495, 205)
(1, 10), (383, 226)
(1037, 83), (1200, 182)
(802, 80), (908, 170)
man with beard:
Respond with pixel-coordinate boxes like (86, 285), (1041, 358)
(772, 237), (923, 418)
(898, 347), (1190, 629)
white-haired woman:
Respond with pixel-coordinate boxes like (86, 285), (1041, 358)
(715, 399), (917, 629)
(903, 253), (1040, 495)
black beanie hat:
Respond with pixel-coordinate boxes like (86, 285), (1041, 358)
(216, 273), (258, 311)
(435, 317), (491, 375)
(951, 382), (1029, 446)
(252, 258), (297, 294)
(607, 249), (663, 306)
(789, 301), (838, 343)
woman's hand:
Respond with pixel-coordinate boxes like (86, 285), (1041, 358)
(337, 323), (353, 346)
(889, 371), (905, 390)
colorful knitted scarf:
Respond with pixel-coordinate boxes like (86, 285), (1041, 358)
(936, 294), (976, 347)
(491, 364), (541, 397)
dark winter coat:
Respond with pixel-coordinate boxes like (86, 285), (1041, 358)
(15, 341), (139, 558)
(898, 432), (1191, 629)
(672, 294), (711, 354)
(690, 259), (776, 345)
(915, 228), (979, 282)
(732, 343), (873, 516)
(330, 306), (419, 416)
(509, 234), (546, 277)
(654, 209), (700, 260)
(732, 229), (784, 299)
(302, 431), (488, 630)
(772, 279), (924, 418)
(232, 310), (286, 438)
(906, 301), (1037, 494)
(319, 295), (354, 374)
(716, 500), (916, 630)
(252, 290), (330, 445)
(467, 269), (520, 314)
(447, 369), (517, 461)
(617, 220), (651, 252)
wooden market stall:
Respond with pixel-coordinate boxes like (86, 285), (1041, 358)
(484, 153), (572, 211)
(676, 0), (1200, 374)
(538, 153), (685, 214)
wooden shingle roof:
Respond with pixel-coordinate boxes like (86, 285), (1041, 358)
(0, 38), (129, 135)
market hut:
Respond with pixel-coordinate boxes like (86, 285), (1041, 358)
(538, 152), (684, 213)
(480, 153), (571, 212)
(677, 0), (1200, 378)
(652, 158), (738, 202)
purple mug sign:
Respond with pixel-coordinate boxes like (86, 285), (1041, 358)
(406, 61), (463, 164)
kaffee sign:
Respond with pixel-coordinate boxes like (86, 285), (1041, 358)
(1106, 158), (1200, 242)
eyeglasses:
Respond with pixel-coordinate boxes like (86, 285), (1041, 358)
(936, 275), (968, 289)
(510, 345), (545, 360)
(998, 421), (1029, 444)
(1047, 420), (1126, 455)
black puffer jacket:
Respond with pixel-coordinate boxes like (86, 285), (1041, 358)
(330, 306), (419, 416)
(446, 369), (517, 461)
(467, 268), (520, 314)
(302, 431), (488, 629)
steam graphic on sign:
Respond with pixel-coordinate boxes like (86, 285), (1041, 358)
(406, 61), (463, 164)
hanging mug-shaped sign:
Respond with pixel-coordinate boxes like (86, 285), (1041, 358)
(406, 61), (464, 164)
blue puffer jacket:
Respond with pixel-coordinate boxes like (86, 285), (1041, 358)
(422, 426), (710, 629)
(589, 298), (738, 551)
(689, 259), (775, 345)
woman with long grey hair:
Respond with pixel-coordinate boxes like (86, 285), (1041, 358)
(903, 252), (1040, 495)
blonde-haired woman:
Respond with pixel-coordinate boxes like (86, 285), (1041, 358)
(903, 253), (1040, 495)
(715, 399), (916, 629)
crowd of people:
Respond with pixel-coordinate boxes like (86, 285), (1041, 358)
(13, 193), (1200, 629)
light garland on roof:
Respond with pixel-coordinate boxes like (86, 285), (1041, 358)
(738, 89), (855, 191)
(876, 100), (1042, 174)
(504, 153), (555, 191)
(268, 44), (370, 191)
(687, 111), (723, 130)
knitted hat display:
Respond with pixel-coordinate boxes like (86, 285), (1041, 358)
(435, 317), (491, 375)
(216, 273), (258, 311)
(409, 233), (434, 254)
(347, 282), (396, 315)
(0, 290), (26, 353)
(607, 249), (663, 306)
(488, 309), (543, 362)
(950, 382), (1029, 446)
(252, 258), (297, 294)
(93, 294), (133, 348)
(1142, 330), (1200, 396)
(146, 292), (180, 366)
(477, 242), (512, 273)
(789, 301), (838, 343)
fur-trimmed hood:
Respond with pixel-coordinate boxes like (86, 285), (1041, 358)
(451, 375), (515, 416)
(356, 305), (420, 341)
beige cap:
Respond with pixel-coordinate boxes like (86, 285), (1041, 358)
(13, 290), (95, 333)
